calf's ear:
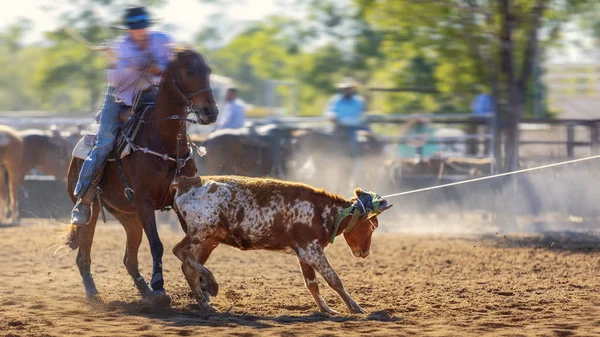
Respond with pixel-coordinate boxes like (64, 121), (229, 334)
(354, 188), (363, 197)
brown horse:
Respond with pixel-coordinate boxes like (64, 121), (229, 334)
(20, 129), (71, 180)
(64, 49), (218, 302)
(0, 125), (23, 225)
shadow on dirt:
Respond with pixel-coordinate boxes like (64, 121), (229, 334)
(478, 230), (600, 252)
(101, 300), (402, 329)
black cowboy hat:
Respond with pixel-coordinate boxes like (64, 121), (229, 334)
(113, 6), (155, 30)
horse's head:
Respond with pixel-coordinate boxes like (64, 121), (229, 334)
(168, 49), (219, 125)
(342, 188), (392, 258)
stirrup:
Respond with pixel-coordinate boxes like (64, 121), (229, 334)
(124, 187), (135, 203)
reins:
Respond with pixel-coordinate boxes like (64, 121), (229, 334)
(115, 53), (211, 204)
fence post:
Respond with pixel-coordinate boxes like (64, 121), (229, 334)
(566, 124), (575, 158)
(591, 121), (599, 155)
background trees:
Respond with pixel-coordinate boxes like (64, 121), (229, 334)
(1, 0), (598, 168)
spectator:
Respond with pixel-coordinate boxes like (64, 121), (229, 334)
(398, 117), (438, 157)
(215, 87), (246, 130)
(325, 78), (367, 159)
(471, 87), (495, 116)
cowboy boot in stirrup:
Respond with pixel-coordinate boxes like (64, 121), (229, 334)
(70, 177), (101, 226)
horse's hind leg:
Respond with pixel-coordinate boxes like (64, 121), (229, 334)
(117, 212), (152, 297)
(76, 199), (100, 300)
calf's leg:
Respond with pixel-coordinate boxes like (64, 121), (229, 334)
(173, 236), (219, 311)
(298, 259), (338, 315)
(296, 240), (365, 314)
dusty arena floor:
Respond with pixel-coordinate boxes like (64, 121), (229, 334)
(1, 219), (600, 337)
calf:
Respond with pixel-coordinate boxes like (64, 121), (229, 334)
(170, 175), (392, 314)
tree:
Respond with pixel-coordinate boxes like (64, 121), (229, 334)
(35, 0), (164, 114)
(357, 0), (589, 171)
(0, 20), (45, 112)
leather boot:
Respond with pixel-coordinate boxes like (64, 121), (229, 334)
(70, 177), (100, 226)
(70, 200), (91, 226)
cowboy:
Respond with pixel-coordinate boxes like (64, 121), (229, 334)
(324, 78), (368, 158)
(70, 6), (173, 225)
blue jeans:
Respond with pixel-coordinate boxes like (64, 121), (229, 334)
(74, 86), (155, 198)
(343, 126), (368, 159)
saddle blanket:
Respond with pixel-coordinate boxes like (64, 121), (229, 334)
(72, 123), (131, 161)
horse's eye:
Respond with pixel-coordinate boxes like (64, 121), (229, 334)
(185, 71), (196, 76)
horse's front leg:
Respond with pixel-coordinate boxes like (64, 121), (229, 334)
(137, 200), (169, 303)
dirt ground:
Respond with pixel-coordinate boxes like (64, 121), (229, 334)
(1, 219), (600, 337)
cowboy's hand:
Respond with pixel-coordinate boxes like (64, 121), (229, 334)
(98, 45), (117, 65)
(147, 64), (162, 75)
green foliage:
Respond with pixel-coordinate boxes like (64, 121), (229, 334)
(0, 0), (595, 117)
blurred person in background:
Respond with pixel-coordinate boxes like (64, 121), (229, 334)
(325, 77), (367, 159)
(470, 86), (496, 155)
(471, 86), (495, 116)
(215, 87), (246, 130)
(71, 6), (173, 225)
(398, 117), (438, 158)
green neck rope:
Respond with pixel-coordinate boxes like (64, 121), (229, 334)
(329, 191), (384, 244)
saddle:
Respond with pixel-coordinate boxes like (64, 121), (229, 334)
(72, 103), (153, 161)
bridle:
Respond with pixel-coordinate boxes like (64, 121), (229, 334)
(168, 57), (214, 119)
(123, 53), (213, 180)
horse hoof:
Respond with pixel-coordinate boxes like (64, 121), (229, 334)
(9, 217), (20, 227)
(146, 290), (172, 307)
(86, 291), (102, 303)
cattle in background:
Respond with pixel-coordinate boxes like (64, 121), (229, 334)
(20, 128), (72, 180)
(0, 125), (23, 225)
(170, 175), (392, 313)
(195, 124), (297, 178)
(289, 125), (385, 193)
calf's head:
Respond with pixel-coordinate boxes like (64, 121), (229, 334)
(342, 188), (392, 258)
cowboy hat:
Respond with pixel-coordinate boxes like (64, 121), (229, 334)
(336, 77), (358, 89)
(112, 6), (156, 30)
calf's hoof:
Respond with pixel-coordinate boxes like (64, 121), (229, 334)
(195, 298), (216, 312)
(320, 307), (340, 316)
(349, 305), (366, 314)
(200, 274), (219, 297)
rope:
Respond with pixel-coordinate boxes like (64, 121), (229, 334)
(382, 154), (600, 199)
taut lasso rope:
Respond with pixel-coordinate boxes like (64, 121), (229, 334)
(382, 154), (600, 199)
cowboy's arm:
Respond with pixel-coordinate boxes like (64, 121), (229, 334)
(106, 40), (131, 86)
(325, 96), (340, 121)
(147, 33), (173, 75)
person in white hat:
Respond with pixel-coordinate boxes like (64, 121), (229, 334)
(324, 77), (367, 159)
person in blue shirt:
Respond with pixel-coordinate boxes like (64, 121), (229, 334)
(215, 88), (246, 130)
(471, 87), (495, 116)
(325, 78), (367, 159)
(71, 6), (172, 225)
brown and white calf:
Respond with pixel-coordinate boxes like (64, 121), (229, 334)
(170, 175), (392, 314)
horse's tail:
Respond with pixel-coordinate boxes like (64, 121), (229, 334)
(64, 224), (80, 250)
